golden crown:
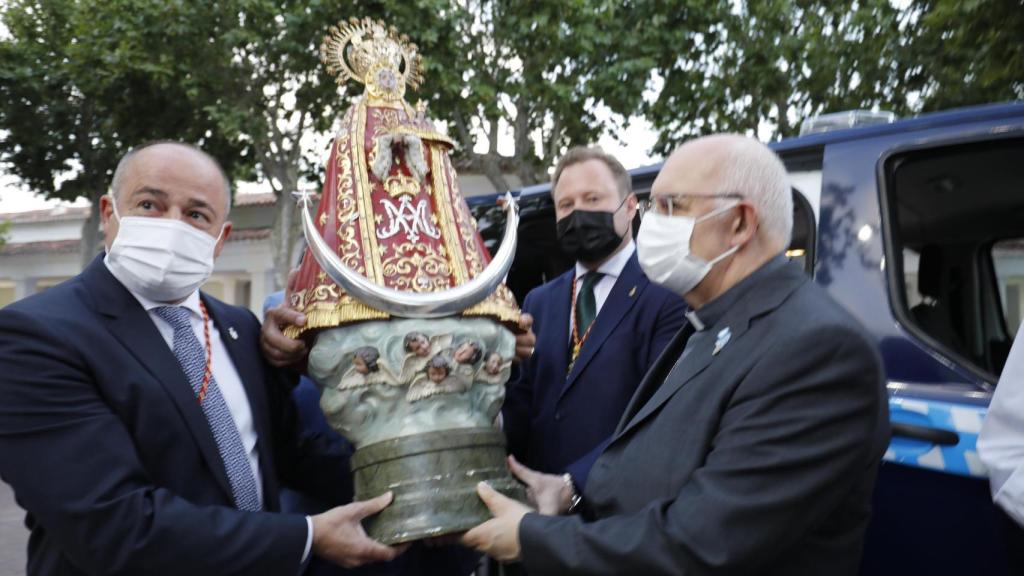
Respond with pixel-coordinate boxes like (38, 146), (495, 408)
(321, 17), (423, 100)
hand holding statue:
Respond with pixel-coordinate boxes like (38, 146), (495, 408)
(261, 268), (308, 367)
(311, 492), (408, 567)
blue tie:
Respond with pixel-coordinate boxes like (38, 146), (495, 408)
(154, 306), (261, 511)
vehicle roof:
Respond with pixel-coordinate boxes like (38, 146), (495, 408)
(466, 100), (1024, 206)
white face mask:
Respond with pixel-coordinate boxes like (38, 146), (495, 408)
(105, 195), (223, 302)
(636, 202), (739, 296)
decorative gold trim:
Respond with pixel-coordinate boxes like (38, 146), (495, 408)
(363, 97), (408, 110)
(445, 156), (484, 276)
(335, 133), (366, 274)
(355, 100), (384, 283)
(284, 300), (390, 339)
(430, 146), (469, 284)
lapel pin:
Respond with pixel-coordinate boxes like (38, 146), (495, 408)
(628, 286), (637, 298)
(228, 327), (239, 341)
(712, 327), (731, 356)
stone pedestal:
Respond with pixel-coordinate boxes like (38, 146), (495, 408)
(353, 428), (525, 544)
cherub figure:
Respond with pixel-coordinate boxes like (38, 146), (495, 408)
(338, 346), (395, 389)
(399, 331), (452, 382)
(407, 353), (469, 402)
(476, 350), (511, 385)
(450, 339), (483, 385)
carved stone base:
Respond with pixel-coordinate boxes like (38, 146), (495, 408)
(352, 427), (526, 544)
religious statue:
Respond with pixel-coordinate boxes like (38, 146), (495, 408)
(285, 16), (525, 544)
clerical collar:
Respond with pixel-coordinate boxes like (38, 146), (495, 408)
(685, 253), (789, 331)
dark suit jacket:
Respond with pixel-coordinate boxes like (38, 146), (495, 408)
(503, 253), (686, 486)
(0, 256), (351, 576)
(518, 258), (890, 576)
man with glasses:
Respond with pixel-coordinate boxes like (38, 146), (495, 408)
(501, 147), (686, 515)
(465, 135), (889, 576)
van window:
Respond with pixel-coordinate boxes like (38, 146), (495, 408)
(994, 239), (1024, 338)
(884, 137), (1024, 382)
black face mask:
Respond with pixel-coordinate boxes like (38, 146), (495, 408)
(556, 198), (628, 263)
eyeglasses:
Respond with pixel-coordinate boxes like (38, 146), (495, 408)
(638, 192), (744, 218)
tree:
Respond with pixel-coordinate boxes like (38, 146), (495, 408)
(0, 0), (248, 268)
(0, 219), (10, 248)
(631, 0), (915, 153)
(434, 0), (654, 190)
(910, 0), (1024, 111)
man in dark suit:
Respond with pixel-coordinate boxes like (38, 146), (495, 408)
(0, 142), (401, 575)
(501, 147), (686, 508)
(464, 134), (889, 575)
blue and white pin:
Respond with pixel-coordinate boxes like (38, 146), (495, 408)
(712, 327), (731, 356)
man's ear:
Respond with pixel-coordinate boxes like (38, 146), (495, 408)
(732, 203), (759, 244)
(213, 221), (233, 258)
(100, 194), (118, 251)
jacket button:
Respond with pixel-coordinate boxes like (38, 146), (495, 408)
(554, 412), (562, 421)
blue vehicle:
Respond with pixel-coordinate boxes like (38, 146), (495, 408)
(469, 101), (1024, 575)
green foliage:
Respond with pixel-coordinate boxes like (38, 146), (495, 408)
(911, 0), (1024, 111)
(1, 0), (1020, 277)
(625, 0), (1023, 154)
(0, 0), (249, 204)
(633, 0), (917, 152)
(0, 219), (9, 248)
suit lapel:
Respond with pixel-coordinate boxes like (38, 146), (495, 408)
(543, 271), (574, 375)
(83, 258), (234, 502)
(560, 255), (646, 399)
(614, 321), (694, 435)
(613, 261), (809, 442)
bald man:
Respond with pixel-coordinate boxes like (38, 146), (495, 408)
(0, 142), (401, 575)
(463, 135), (889, 576)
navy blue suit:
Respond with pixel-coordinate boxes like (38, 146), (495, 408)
(0, 256), (351, 576)
(503, 253), (686, 487)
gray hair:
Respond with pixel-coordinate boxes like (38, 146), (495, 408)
(110, 141), (233, 216)
(716, 137), (792, 245)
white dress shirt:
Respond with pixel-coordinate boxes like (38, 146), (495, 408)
(570, 240), (636, 334)
(979, 322), (1024, 527)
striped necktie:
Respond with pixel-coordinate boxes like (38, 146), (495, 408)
(154, 305), (261, 511)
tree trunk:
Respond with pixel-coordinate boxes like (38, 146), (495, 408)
(477, 153), (513, 193)
(269, 172), (301, 291)
(79, 190), (103, 271)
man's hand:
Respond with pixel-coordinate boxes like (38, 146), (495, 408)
(461, 482), (532, 562)
(514, 313), (536, 362)
(311, 492), (405, 568)
(507, 455), (572, 515)
(261, 269), (307, 368)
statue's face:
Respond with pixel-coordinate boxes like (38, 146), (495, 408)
(454, 341), (478, 364)
(485, 353), (502, 375)
(407, 334), (430, 357)
(352, 355), (370, 375)
(427, 365), (447, 383)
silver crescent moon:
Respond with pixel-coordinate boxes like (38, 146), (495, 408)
(295, 190), (519, 318)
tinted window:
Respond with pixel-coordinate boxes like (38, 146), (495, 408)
(885, 137), (1024, 382)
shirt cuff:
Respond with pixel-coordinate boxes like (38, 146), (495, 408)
(302, 516), (314, 564)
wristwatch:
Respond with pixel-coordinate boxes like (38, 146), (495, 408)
(561, 473), (583, 514)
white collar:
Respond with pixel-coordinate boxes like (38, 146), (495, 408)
(574, 240), (635, 281)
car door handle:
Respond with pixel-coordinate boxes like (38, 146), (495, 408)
(891, 422), (960, 446)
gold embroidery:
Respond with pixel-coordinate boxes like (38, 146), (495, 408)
(381, 241), (451, 292)
(445, 157), (484, 276)
(354, 100), (384, 283)
(430, 147), (469, 284)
